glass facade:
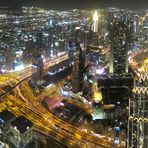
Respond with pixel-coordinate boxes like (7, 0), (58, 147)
(109, 21), (130, 75)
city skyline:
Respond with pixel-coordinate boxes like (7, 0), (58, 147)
(0, 4), (147, 148)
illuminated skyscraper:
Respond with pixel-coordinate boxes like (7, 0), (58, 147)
(72, 51), (80, 93)
(32, 32), (44, 85)
(109, 20), (130, 76)
(93, 10), (99, 33)
(128, 61), (148, 148)
(32, 56), (43, 85)
(72, 48), (84, 93)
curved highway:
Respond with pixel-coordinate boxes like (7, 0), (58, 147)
(0, 53), (127, 148)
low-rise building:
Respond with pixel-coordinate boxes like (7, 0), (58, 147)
(0, 110), (15, 138)
(9, 116), (33, 148)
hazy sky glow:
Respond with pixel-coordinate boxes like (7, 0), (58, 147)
(0, 0), (148, 10)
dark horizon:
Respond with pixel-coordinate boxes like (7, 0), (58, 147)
(0, 0), (148, 10)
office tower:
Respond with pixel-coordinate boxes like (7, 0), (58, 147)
(89, 31), (102, 64)
(72, 48), (84, 93)
(93, 10), (99, 33)
(128, 61), (148, 148)
(36, 32), (43, 50)
(4, 47), (14, 71)
(127, 19), (135, 51)
(32, 32), (44, 85)
(49, 29), (56, 57)
(133, 15), (140, 36)
(74, 29), (89, 53)
(72, 48), (81, 93)
(52, 35), (56, 56)
(45, 27), (53, 58)
(109, 20), (130, 76)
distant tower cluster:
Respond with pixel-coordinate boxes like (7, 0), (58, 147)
(128, 61), (148, 148)
(93, 10), (99, 33)
(109, 20), (130, 76)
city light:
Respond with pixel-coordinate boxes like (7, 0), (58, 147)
(14, 64), (24, 71)
(96, 68), (104, 75)
(0, 2), (147, 148)
(93, 10), (98, 21)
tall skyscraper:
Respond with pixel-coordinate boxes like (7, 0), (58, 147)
(128, 61), (148, 148)
(93, 10), (99, 33)
(109, 20), (130, 76)
(72, 51), (80, 93)
(32, 32), (44, 85)
(32, 56), (43, 84)
(72, 48), (84, 93)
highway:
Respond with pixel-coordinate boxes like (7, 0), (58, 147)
(0, 81), (124, 147)
(1, 81), (120, 148)
(1, 53), (69, 83)
(0, 53), (128, 148)
(3, 46), (147, 147)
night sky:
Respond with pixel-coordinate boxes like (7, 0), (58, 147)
(0, 0), (148, 10)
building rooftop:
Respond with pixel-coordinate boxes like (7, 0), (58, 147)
(11, 116), (33, 134)
(0, 110), (15, 124)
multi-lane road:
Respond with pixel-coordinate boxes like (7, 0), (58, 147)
(3, 50), (147, 147)
(1, 79), (125, 148)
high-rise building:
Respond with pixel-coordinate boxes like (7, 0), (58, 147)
(93, 10), (99, 33)
(133, 15), (140, 36)
(128, 61), (148, 148)
(32, 56), (43, 84)
(36, 32), (43, 49)
(32, 32), (44, 85)
(109, 20), (130, 76)
(89, 31), (102, 66)
(44, 27), (54, 58)
(72, 48), (84, 93)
